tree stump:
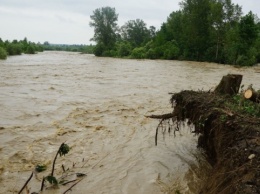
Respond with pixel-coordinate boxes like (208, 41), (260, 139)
(244, 89), (260, 103)
(214, 74), (243, 95)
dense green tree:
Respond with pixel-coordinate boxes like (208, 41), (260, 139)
(116, 41), (132, 57)
(235, 11), (259, 66)
(162, 41), (180, 60)
(0, 38), (4, 47)
(239, 11), (258, 48)
(153, 23), (171, 45)
(21, 37), (29, 51)
(131, 47), (146, 59)
(208, 0), (226, 62)
(218, 0), (242, 63)
(121, 19), (151, 47)
(6, 42), (22, 55)
(93, 42), (106, 56)
(166, 11), (184, 46)
(42, 43), (93, 53)
(180, 0), (211, 60)
(88, 1), (259, 66)
(89, 7), (119, 56)
(149, 26), (157, 38)
(25, 45), (36, 54)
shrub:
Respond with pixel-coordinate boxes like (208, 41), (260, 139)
(146, 48), (157, 59)
(93, 43), (105, 56)
(236, 47), (257, 66)
(131, 47), (146, 59)
(0, 47), (7, 59)
(25, 45), (36, 54)
(6, 43), (22, 55)
(117, 42), (132, 57)
(163, 45), (180, 60)
(236, 55), (256, 66)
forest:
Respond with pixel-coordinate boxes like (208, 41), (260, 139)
(0, 38), (94, 60)
(89, 0), (260, 66)
(42, 42), (94, 54)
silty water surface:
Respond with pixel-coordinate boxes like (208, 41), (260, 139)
(0, 51), (259, 194)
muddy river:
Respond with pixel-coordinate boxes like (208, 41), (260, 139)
(0, 51), (259, 194)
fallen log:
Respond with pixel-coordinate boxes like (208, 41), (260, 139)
(145, 113), (174, 120)
(244, 88), (260, 103)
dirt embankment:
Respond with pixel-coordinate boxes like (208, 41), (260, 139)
(171, 90), (260, 194)
(151, 74), (260, 193)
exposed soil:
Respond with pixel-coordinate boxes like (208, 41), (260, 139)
(169, 90), (260, 194)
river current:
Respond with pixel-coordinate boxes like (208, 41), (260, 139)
(0, 51), (259, 194)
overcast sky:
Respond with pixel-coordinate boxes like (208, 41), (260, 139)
(0, 0), (259, 45)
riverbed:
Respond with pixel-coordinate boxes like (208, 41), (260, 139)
(0, 51), (259, 194)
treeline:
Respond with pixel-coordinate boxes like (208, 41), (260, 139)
(42, 42), (94, 54)
(0, 38), (94, 60)
(90, 0), (260, 66)
(0, 38), (44, 59)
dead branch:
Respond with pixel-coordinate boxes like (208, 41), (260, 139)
(18, 172), (33, 194)
(40, 176), (45, 191)
(63, 178), (84, 194)
(155, 119), (164, 146)
(146, 113), (174, 120)
(51, 143), (65, 177)
(62, 179), (78, 186)
(212, 108), (234, 117)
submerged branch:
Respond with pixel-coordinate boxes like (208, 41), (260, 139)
(18, 172), (33, 194)
(155, 119), (164, 146)
(63, 178), (84, 194)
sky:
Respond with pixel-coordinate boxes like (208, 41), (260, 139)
(0, 0), (259, 45)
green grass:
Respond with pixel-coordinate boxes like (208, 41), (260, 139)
(225, 94), (260, 117)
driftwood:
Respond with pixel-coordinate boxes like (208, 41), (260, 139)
(145, 113), (174, 120)
(214, 74), (242, 95)
(244, 88), (260, 103)
(18, 172), (34, 194)
(63, 178), (84, 194)
(146, 113), (176, 146)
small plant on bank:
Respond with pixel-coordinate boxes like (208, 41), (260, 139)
(227, 94), (260, 117)
(18, 143), (84, 194)
(35, 164), (47, 172)
(41, 143), (70, 190)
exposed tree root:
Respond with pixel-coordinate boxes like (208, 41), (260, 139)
(149, 75), (260, 193)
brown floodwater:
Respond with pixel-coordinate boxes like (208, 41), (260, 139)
(0, 51), (259, 194)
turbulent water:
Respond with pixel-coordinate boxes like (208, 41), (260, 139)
(0, 51), (259, 194)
